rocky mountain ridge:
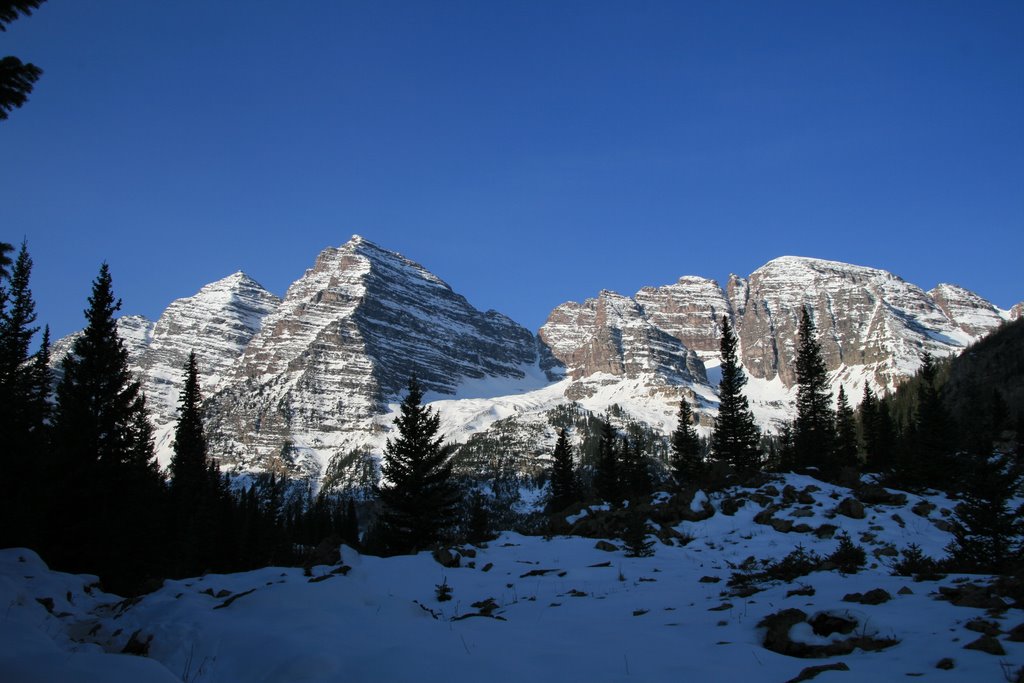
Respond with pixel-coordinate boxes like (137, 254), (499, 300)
(51, 239), (1019, 484)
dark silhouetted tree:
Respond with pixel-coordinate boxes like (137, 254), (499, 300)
(376, 376), (460, 554)
(709, 316), (761, 478)
(793, 307), (834, 472)
(547, 428), (579, 512)
(0, 241), (45, 546)
(47, 263), (164, 592)
(343, 497), (360, 548)
(168, 352), (225, 576)
(860, 385), (895, 473)
(620, 434), (653, 502)
(622, 508), (654, 558)
(895, 352), (956, 490)
(593, 418), (622, 505)
(833, 386), (859, 472)
(0, 1), (46, 121)
(0, 240), (13, 280)
(670, 396), (702, 487)
(169, 352), (209, 499)
(946, 452), (1022, 573)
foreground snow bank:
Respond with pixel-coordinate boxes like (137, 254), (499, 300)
(0, 549), (179, 683)
(2, 474), (1023, 682)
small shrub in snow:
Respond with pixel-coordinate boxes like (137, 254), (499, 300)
(891, 543), (942, 580)
(435, 579), (453, 602)
(827, 533), (867, 574)
(728, 544), (823, 589)
(768, 544), (823, 582)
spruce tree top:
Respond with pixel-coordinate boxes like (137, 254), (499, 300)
(170, 351), (209, 494)
(377, 375), (459, 552)
(53, 263), (142, 468)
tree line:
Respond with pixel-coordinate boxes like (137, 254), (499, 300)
(0, 243), (361, 594)
(542, 308), (1023, 574)
(3, 240), (1021, 588)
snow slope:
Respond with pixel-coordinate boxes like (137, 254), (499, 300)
(3, 474), (1022, 683)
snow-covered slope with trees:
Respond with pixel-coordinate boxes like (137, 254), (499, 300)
(3, 474), (1022, 682)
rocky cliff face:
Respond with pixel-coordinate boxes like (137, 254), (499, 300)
(49, 243), (1015, 485)
(137, 273), (281, 426)
(542, 256), (1010, 403)
(50, 275), (280, 428)
(728, 257), (991, 392)
(540, 289), (705, 384)
(204, 236), (545, 477)
(634, 276), (732, 362)
(929, 283), (1009, 339)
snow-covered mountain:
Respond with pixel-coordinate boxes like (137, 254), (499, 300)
(202, 236), (546, 479)
(729, 257), (996, 395)
(50, 273), (280, 437)
(138, 272), (281, 426)
(51, 242), (1016, 484)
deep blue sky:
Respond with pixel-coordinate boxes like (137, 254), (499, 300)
(3, 1), (1022, 339)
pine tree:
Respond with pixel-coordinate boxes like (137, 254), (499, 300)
(670, 396), (703, 487)
(709, 316), (761, 479)
(0, 240), (14, 280)
(622, 508), (655, 558)
(833, 386), (859, 472)
(548, 428), (579, 512)
(620, 435), (653, 502)
(168, 352), (222, 576)
(946, 452), (1023, 573)
(0, 242), (43, 547)
(170, 352), (209, 499)
(593, 418), (622, 505)
(793, 307), (834, 472)
(376, 376), (460, 554)
(895, 352), (956, 490)
(343, 497), (360, 548)
(860, 385), (896, 473)
(465, 491), (492, 545)
(46, 263), (164, 591)
(0, 1), (46, 121)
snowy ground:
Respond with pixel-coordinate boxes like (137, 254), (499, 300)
(2, 474), (1022, 682)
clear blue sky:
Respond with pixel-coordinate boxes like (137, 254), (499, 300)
(3, 0), (1022, 340)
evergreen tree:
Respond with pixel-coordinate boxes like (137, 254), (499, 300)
(465, 491), (492, 545)
(774, 422), (796, 473)
(343, 497), (360, 548)
(46, 263), (164, 592)
(895, 352), (956, 490)
(860, 385), (896, 473)
(168, 352), (223, 576)
(0, 1), (46, 121)
(547, 428), (579, 512)
(670, 396), (703, 487)
(0, 241), (43, 547)
(833, 386), (859, 472)
(376, 376), (460, 554)
(792, 307), (834, 472)
(593, 418), (622, 504)
(169, 352), (209, 499)
(946, 452), (1023, 573)
(709, 316), (761, 479)
(0, 240), (13, 280)
(620, 435), (653, 502)
(622, 508), (655, 558)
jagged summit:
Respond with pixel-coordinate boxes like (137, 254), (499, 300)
(49, 244), (1016, 484)
(204, 239), (544, 477)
